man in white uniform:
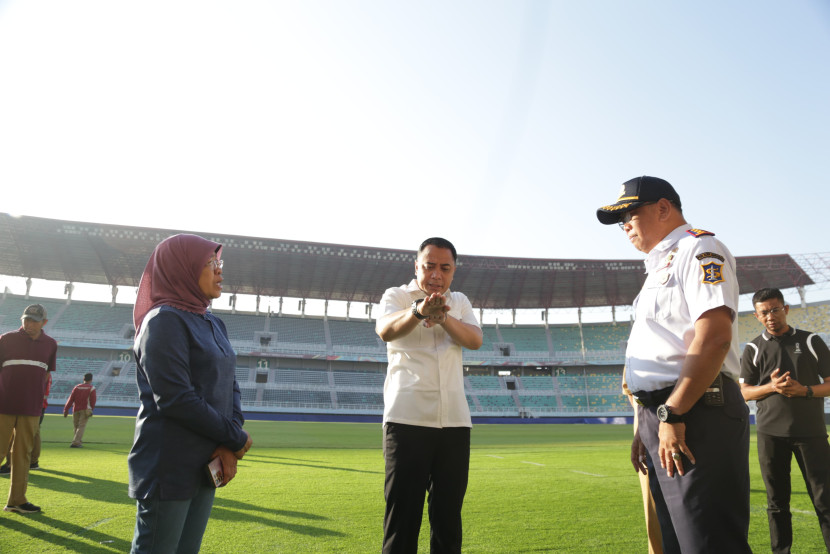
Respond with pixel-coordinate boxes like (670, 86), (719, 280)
(597, 176), (751, 554)
(376, 237), (483, 554)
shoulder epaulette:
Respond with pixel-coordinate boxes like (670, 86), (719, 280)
(686, 228), (715, 238)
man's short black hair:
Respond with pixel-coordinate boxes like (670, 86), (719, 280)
(418, 237), (457, 263)
(83, 373), (93, 382)
(752, 287), (785, 306)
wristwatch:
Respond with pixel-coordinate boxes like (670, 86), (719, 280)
(412, 299), (428, 320)
(656, 404), (684, 424)
(806, 385), (814, 398)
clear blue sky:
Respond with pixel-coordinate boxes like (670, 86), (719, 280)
(1, 1), (829, 311)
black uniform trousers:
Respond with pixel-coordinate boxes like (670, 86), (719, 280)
(757, 432), (830, 553)
(639, 376), (751, 554)
(382, 422), (470, 554)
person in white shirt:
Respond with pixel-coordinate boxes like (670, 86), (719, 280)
(597, 176), (751, 554)
(376, 237), (482, 554)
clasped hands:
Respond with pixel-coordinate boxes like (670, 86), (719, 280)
(211, 430), (252, 487)
(769, 367), (806, 397)
(419, 293), (450, 328)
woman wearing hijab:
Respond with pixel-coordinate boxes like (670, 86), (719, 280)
(128, 234), (252, 554)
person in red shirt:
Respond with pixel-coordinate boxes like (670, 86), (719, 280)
(0, 304), (57, 514)
(63, 373), (96, 448)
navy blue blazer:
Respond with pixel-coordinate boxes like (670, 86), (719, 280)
(128, 305), (247, 500)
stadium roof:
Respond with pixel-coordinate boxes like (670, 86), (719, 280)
(0, 213), (816, 310)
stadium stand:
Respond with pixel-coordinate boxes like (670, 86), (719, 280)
(269, 316), (326, 347)
(0, 297), (66, 333)
(52, 302), (133, 335)
(5, 290), (827, 419)
(582, 322), (630, 351)
(466, 375), (503, 390)
(520, 376), (555, 390)
(328, 319), (384, 351)
(549, 325), (583, 352)
(498, 325), (549, 354)
(219, 312), (269, 341)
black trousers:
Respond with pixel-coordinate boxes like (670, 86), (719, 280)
(757, 432), (830, 553)
(382, 423), (470, 554)
(639, 376), (751, 554)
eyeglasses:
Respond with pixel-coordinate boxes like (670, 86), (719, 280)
(617, 202), (656, 229)
(207, 259), (224, 271)
(756, 306), (785, 318)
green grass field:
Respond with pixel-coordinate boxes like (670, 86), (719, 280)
(1, 415), (827, 552)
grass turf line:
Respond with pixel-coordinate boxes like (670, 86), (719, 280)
(0, 415), (827, 552)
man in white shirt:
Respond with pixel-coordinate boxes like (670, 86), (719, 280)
(376, 237), (483, 554)
(597, 176), (751, 554)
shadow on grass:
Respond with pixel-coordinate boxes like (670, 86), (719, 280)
(210, 496), (346, 537)
(248, 454), (382, 475)
(25, 469), (133, 506)
(0, 512), (131, 553)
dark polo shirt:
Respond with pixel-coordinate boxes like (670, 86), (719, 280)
(0, 328), (57, 416)
(741, 327), (830, 437)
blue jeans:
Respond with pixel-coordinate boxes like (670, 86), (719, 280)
(131, 486), (216, 554)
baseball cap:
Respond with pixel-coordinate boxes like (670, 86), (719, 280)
(596, 176), (682, 225)
(21, 304), (47, 322)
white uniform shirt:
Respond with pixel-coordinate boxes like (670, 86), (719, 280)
(626, 224), (741, 393)
(378, 279), (480, 428)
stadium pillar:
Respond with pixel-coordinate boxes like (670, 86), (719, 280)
(798, 286), (806, 308)
(578, 308), (586, 361)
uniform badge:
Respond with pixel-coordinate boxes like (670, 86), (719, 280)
(695, 251), (725, 262)
(687, 228), (715, 238)
(701, 262), (725, 285)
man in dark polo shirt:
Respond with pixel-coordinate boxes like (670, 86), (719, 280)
(740, 287), (830, 553)
(0, 304), (57, 514)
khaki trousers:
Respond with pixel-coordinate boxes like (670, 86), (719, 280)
(72, 409), (93, 446)
(0, 413), (39, 506)
(639, 467), (663, 554)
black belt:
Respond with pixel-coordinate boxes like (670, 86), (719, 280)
(632, 386), (673, 408)
(632, 373), (731, 408)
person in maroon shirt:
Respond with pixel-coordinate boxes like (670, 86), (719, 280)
(0, 372), (50, 473)
(0, 304), (57, 514)
(63, 373), (97, 447)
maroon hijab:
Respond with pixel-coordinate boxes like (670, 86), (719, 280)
(133, 234), (222, 332)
